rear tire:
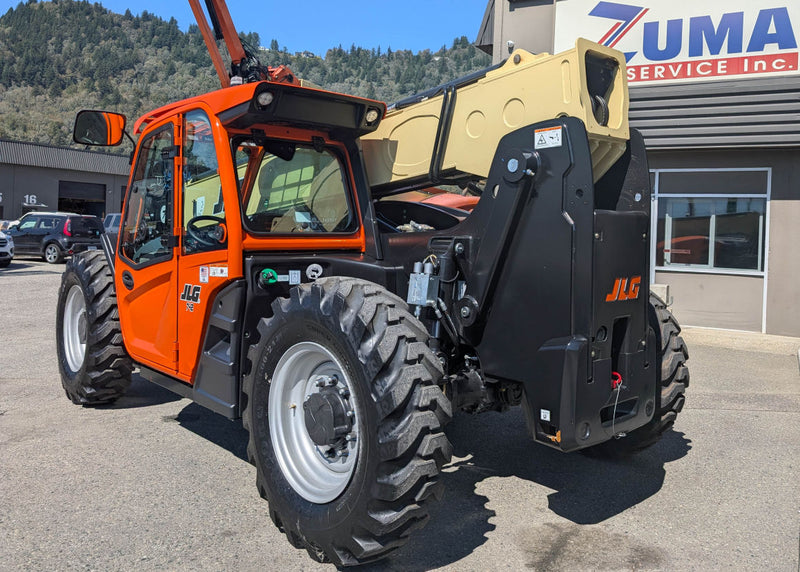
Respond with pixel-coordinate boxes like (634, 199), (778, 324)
(44, 242), (63, 264)
(243, 277), (452, 566)
(56, 251), (132, 404)
(585, 293), (689, 456)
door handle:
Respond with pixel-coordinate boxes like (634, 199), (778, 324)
(121, 270), (134, 290)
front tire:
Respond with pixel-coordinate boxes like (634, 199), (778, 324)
(243, 277), (452, 566)
(56, 251), (132, 404)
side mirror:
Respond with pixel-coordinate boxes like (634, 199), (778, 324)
(8, 223), (18, 232)
(73, 110), (127, 146)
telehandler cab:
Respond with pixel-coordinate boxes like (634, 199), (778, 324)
(56, 0), (688, 566)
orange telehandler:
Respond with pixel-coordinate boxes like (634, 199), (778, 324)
(56, 0), (688, 565)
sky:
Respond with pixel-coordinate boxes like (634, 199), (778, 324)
(0, 0), (491, 55)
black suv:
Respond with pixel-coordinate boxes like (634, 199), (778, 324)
(8, 212), (104, 264)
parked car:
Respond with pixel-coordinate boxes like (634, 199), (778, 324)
(0, 229), (13, 267)
(103, 213), (121, 233)
(103, 212), (122, 244)
(7, 212), (103, 264)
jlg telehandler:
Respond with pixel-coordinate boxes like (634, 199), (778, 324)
(56, 0), (688, 566)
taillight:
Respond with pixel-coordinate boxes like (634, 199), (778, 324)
(63, 219), (72, 237)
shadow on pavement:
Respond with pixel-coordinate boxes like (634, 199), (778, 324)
(105, 373), (183, 409)
(170, 402), (249, 462)
(373, 408), (691, 570)
(1, 260), (64, 275)
(165, 399), (690, 570)
(107, 378), (249, 460)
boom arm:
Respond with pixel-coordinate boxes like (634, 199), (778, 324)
(189, 0), (298, 87)
(361, 39), (630, 193)
(188, 0), (231, 87)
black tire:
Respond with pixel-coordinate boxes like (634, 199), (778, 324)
(586, 293), (689, 456)
(56, 251), (132, 404)
(43, 242), (64, 264)
(243, 277), (452, 566)
(0, 260), (10, 268)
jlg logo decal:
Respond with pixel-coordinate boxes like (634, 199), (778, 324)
(180, 284), (202, 312)
(605, 276), (641, 302)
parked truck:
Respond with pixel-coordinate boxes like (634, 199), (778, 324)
(55, 0), (688, 566)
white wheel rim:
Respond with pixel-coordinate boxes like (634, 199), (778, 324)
(46, 245), (58, 262)
(269, 341), (359, 504)
(63, 285), (87, 372)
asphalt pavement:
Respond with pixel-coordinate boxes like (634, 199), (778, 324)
(1, 258), (798, 571)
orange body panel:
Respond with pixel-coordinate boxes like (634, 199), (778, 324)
(115, 117), (181, 373)
(118, 92), (370, 383)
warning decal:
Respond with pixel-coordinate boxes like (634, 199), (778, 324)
(535, 126), (562, 149)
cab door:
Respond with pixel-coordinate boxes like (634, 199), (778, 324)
(175, 109), (234, 380)
(115, 119), (180, 373)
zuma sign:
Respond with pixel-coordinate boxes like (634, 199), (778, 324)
(555, 1), (799, 84)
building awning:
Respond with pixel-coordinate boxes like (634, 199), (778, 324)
(475, 0), (494, 55)
(0, 139), (129, 175)
(630, 76), (800, 150)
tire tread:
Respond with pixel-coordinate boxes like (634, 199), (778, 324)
(242, 277), (451, 566)
(57, 251), (131, 405)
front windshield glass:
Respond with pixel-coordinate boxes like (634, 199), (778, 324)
(235, 140), (357, 234)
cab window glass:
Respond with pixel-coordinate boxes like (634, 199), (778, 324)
(120, 125), (174, 265)
(239, 143), (356, 234)
(182, 110), (225, 254)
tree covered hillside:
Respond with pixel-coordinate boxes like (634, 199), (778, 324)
(0, 0), (490, 147)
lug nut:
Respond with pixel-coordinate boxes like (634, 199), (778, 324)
(314, 375), (338, 387)
(460, 306), (471, 318)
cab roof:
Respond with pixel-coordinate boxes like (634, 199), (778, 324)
(134, 81), (386, 139)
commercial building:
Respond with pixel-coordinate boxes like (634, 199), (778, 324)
(0, 139), (129, 221)
(477, 0), (800, 336)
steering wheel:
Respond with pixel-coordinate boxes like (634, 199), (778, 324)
(186, 215), (226, 247)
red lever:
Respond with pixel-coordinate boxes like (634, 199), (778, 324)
(611, 371), (622, 390)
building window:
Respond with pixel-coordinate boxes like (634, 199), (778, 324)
(653, 169), (769, 274)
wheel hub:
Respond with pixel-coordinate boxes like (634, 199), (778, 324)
(268, 342), (359, 504)
(77, 313), (87, 345)
(303, 376), (353, 448)
(63, 284), (87, 373)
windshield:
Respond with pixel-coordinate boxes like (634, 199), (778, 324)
(235, 140), (356, 235)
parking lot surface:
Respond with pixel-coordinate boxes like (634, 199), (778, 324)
(1, 258), (798, 571)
